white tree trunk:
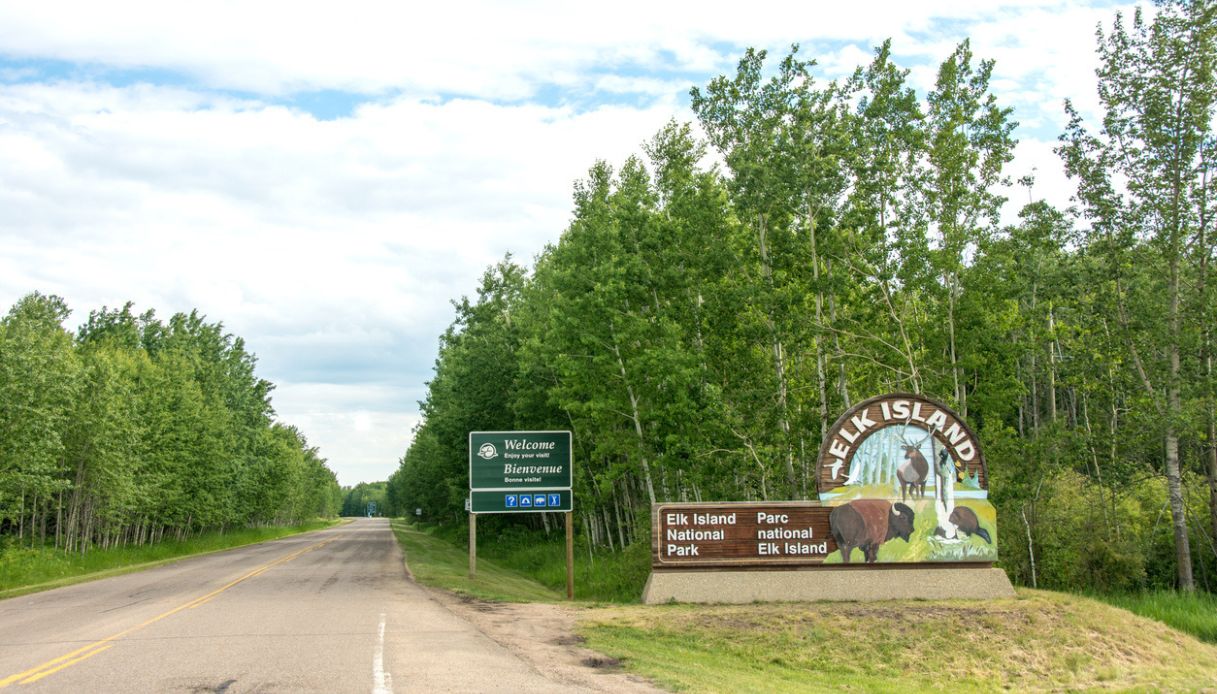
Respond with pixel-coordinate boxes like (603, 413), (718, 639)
(932, 434), (958, 539)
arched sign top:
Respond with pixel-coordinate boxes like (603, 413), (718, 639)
(816, 393), (988, 501)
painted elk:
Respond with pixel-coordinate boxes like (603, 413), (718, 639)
(897, 430), (931, 501)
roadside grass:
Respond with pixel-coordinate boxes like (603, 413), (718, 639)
(389, 520), (562, 602)
(1090, 590), (1217, 644)
(470, 529), (650, 603)
(419, 520), (650, 603)
(0, 519), (341, 599)
(579, 589), (1217, 692)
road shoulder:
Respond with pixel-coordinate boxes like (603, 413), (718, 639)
(424, 586), (661, 693)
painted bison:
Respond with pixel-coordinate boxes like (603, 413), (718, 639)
(829, 499), (915, 563)
(948, 505), (992, 544)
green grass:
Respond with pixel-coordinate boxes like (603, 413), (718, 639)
(1091, 590), (1217, 644)
(580, 590), (1217, 692)
(473, 531), (650, 603)
(389, 520), (563, 602)
(420, 521), (650, 603)
(0, 519), (341, 599)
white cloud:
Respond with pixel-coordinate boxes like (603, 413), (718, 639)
(0, 1), (1146, 485)
(0, 80), (681, 484)
(997, 137), (1079, 224)
(594, 75), (695, 97)
(816, 44), (875, 79)
(0, 1), (1136, 102)
(272, 382), (423, 486)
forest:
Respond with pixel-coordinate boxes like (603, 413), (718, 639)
(0, 293), (342, 553)
(341, 481), (388, 517)
(387, 1), (1217, 594)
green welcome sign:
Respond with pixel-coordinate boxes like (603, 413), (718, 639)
(468, 431), (572, 513)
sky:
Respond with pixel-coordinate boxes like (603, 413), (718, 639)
(0, 0), (1139, 486)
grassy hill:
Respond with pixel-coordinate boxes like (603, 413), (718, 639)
(579, 590), (1217, 692)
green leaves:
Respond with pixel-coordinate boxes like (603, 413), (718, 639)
(0, 294), (341, 552)
(0, 294), (80, 523)
(1056, 0), (1217, 591)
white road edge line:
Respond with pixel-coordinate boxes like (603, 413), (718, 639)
(373, 613), (393, 694)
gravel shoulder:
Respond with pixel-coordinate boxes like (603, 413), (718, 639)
(427, 587), (662, 693)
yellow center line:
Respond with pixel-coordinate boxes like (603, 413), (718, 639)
(0, 534), (340, 688)
(187, 538), (333, 610)
(17, 645), (114, 685)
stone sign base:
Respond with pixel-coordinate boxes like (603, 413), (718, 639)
(642, 567), (1015, 604)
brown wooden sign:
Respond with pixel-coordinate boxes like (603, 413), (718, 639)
(654, 502), (836, 567)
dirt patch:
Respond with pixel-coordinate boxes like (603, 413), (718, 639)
(457, 594), (507, 613)
(429, 588), (661, 693)
(552, 634), (586, 646)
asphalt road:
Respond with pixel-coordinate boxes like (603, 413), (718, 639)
(0, 519), (585, 693)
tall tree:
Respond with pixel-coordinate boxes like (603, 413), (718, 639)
(1059, 0), (1217, 590)
(0, 294), (79, 544)
(925, 40), (1017, 417)
(840, 41), (930, 394)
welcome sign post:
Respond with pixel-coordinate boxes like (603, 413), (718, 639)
(468, 430), (574, 598)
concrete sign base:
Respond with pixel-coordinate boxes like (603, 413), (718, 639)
(642, 567), (1015, 604)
